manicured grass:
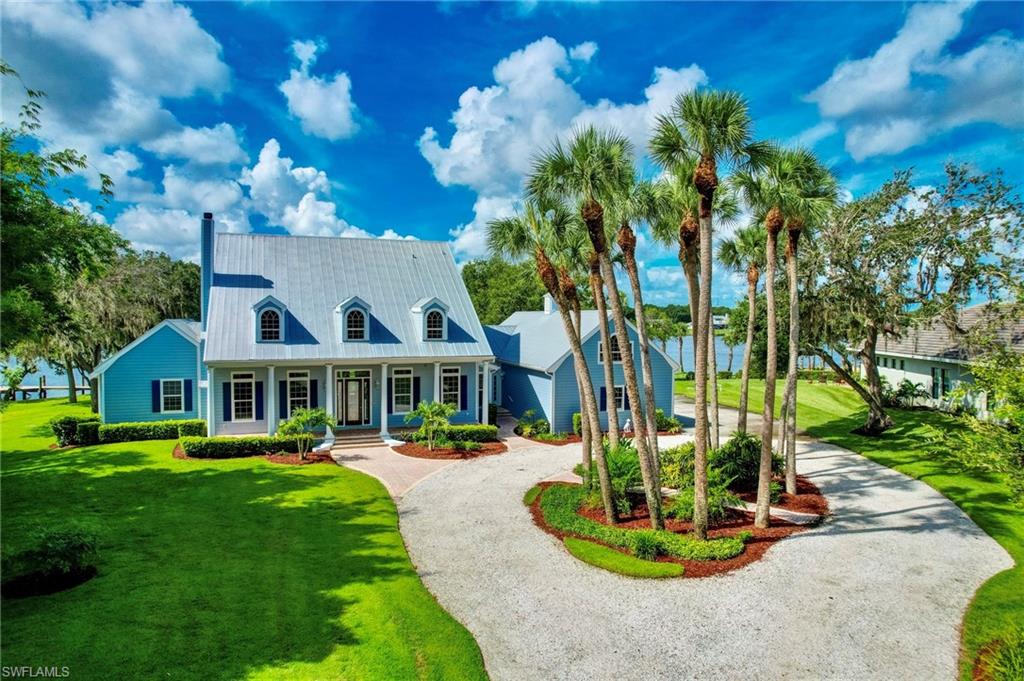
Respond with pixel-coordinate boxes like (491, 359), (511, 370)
(522, 484), (542, 506)
(0, 399), (486, 681)
(563, 537), (685, 578)
(678, 378), (1022, 679)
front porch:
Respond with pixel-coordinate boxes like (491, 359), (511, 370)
(205, 360), (497, 438)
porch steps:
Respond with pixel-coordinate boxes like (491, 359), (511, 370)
(329, 429), (384, 451)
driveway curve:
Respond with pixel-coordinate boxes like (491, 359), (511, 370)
(398, 436), (1012, 680)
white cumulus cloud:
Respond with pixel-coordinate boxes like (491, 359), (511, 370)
(142, 123), (248, 166)
(279, 39), (360, 141)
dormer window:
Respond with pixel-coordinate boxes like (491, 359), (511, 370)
(253, 295), (287, 343)
(426, 310), (444, 340)
(346, 309), (366, 341)
(260, 309), (281, 341)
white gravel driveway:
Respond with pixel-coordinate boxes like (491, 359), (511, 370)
(398, 435), (1012, 680)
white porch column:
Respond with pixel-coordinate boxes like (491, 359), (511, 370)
(482, 362), (491, 425)
(325, 364), (334, 419)
(380, 363), (389, 438)
(433, 361), (441, 402)
(267, 365), (276, 435)
(207, 367), (215, 436)
(475, 362), (482, 424)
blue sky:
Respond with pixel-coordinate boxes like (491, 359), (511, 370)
(3, 0), (1022, 306)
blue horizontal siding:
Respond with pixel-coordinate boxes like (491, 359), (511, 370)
(497, 364), (552, 423)
(102, 326), (199, 424)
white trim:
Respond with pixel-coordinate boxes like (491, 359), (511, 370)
(159, 378), (186, 414)
(286, 370), (311, 416)
(336, 367), (372, 426)
(207, 367), (215, 435)
(391, 366), (414, 415)
(204, 355), (496, 369)
(344, 308), (367, 341)
(598, 334), (623, 364)
(230, 371), (257, 423)
(612, 385), (626, 410)
(89, 320), (198, 377)
(440, 365), (460, 408)
(876, 349), (969, 366)
(546, 315), (681, 374)
(259, 309), (282, 342)
(380, 362), (390, 438)
(425, 309), (446, 340)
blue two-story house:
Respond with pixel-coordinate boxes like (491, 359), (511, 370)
(90, 213), (497, 438)
(484, 295), (679, 433)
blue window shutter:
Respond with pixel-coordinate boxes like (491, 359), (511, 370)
(599, 387), (607, 412)
(184, 380), (193, 412)
(255, 381), (264, 420)
(279, 380), (288, 419)
(387, 378), (393, 414)
(460, 375), (468, 411)
(151, 381), (161, 413)
(222, 383), (232, 422)
(310, 380), (318, 408)
(413, 377), (421, 407)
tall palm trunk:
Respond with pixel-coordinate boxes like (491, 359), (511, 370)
(726, 345), (734, 373)
(755, 206), (784, 528)
(706, 301), (720, 449)
(589, 255), (620, 447)
(617, 223), (660, 464)
(736, 264), (759, 433)
(573, 304), (592, 487)
(691, 157), (717, 540)
(583, 199), (663, 529)
(782, 226), (801, 494)
(677, 336), (683, 370)
(677, 216), (701, 403)
(537, 250), (616, 521)
(64, 356), (77, 403)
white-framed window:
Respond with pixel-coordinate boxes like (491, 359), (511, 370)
(613, 385), (626, 410)
(426, 310), (444, 340)
(287, 370), (310, 415)
(259, 309), (281, 341)
(346, 308), (366, 340)
(441, 366), (460, 408)
(599, 335), (623, 363)
(392, 367), (413, 414)
(232, 372), (256, 422)
(161, 379), (184, 413)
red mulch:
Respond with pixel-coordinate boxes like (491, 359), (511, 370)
(530, 481), (826, 579)
(736, 475), (830, 516)
(171, 443), (334, 465)
(393, 441), (508, 460)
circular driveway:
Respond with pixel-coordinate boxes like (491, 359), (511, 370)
(398, 438), (1012, 680)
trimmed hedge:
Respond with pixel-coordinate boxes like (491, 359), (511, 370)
(437, 424), (499, 443)
(98, 419), (206, 443)
(538, 484), (747, 561)
(179, 434), (313, 459)
(76, 422), (100, 446)
(49, 415), (101, 447)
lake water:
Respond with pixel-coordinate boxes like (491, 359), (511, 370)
(3, 360), (90, 400)
(662, 336), (818, 373)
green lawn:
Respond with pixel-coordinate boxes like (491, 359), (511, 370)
(677, 377), (1022, 679)
(562, 537), (685, 578)
(0, 399), (486, 681)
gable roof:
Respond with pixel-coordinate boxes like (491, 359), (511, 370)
(90, 319), (199, 377)
(878, 304), (1024, 362)
(203, 233), (492, 363)
(489, 310), (680, 372)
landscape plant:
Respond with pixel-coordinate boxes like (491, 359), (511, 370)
(405, 400), (456, 451)
(278, 407), (335, 460)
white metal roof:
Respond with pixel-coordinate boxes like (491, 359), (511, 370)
(203, 233), (493, 363)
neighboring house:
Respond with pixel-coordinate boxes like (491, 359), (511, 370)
(485, 294), (679, 433)
(711, 314), (728, 329)
(91, 213), (497, 438)
(872, 304), (1024, 415)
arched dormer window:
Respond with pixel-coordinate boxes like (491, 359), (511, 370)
(600, 334), (623, 363)
(346, 309), (366, 341)
(259, 309), (281, 341)
(426, 310), (444, 340)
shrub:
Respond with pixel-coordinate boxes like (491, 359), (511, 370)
(76, 421), (100, 445)
(179, 434), (312, 459)
(405, 400), (455, 450)
(452, 440), (482, 452)
(49, 414), (101, 446)
(572, 412), (582, 435)
(98, 419), (206, 443)
(2, 524), (99, 587)
(678, 371), (695, 381)
(533, 432), (569, 443)
(666, 468), (740, 525)
(770, 480), (783, 504)
(628, 530), (662, 560)
(717, 370), (732, 379)
(537, 484), (746, 561)
(515, 409), (550, 437)
(576, 440), (643, 514)
(658, 442), (695, 490)
(177, 420), (207, 437)
(710, 431), (782, 492)
(439, 424), (499, 442)
(278, 407), (335, 460)
(654, 408), (682, 434)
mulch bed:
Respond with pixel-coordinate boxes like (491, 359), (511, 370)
(530, 481), (827, 579)
(736, 475), (830, 516)
(171, 443), (334, 465)
(393, 441), (507, 460)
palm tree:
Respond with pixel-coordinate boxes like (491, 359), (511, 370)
(732, 146), (830, 525)
(588, 251), (621, 448)
(529, 126), (664, 530)
(607, 175), (663, 460)
(650, 89), (765, 539)
(717, 224), (767, 433)
(488, 201), (617, 522)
